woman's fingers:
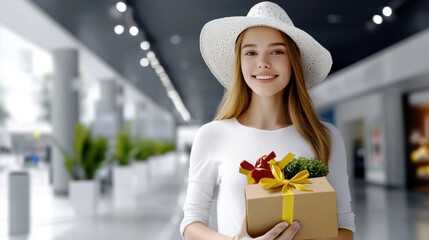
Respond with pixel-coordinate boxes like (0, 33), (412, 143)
(275, 221), (300, 240)
(259, 222), (289, 239)
(239, 218), (299, 240)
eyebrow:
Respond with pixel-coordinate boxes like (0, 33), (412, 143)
(242, 43), (287, 49)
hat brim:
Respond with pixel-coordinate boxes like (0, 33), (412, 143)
(200, 16), (332, 90)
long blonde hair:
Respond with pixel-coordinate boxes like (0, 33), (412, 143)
(214, 28), (332, 165)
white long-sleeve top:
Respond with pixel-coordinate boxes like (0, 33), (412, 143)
(180, 118), (355, 238)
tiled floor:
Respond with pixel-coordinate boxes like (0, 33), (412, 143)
(0, 153), (187, 240)
(1, 153), (429, 240)
(350, 179), (429, 240)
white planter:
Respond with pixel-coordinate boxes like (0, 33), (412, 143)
(148, 156), (160, 179)
(153, 152), (176, 178)
(112, 165), (135, 207)
(133, 161), (149, 194)
(113, 165), (135, 188)
(69, 180), (99, 217)
(164, 151), (177, 176)
(158, 155), (166, 177)
(146, 152), (177, 183)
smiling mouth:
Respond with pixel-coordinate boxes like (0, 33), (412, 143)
(252, 75), (278, 80)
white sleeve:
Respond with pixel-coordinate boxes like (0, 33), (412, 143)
(180, 125), (218, 237)
(326, 124), (356, 233)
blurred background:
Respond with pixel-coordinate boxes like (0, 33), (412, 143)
(0, 0), (429, 239)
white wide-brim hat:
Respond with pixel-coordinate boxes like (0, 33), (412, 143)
(200, 1), (332, 90)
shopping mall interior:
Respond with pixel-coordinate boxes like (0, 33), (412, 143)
(1, 0), (429, 239)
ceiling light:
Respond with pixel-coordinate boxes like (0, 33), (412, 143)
(372, 15), (383, 24)
(140, 49), (191, 122)
(114, 25), (124, 35)
(129, 26), (139, 36)
(140, 41), (150, 50)
(170, 35), (181, 44)
(116, 2), (127, 12)
(382, 6), (392, 17)
(155, 66), (165, 74)
(146, 51), (155, 59)
(150, 58), (160, 67)
(140, 58), (149, 67)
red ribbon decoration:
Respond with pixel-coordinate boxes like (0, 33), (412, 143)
(240, 151), (277, 183)
(255, 151), (276, 169)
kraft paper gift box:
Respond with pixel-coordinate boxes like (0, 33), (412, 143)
(244, 176), (338, 240)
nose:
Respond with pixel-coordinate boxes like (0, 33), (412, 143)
(257, 55), (271, 69)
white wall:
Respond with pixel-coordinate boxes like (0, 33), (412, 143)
(176, 125), (200, 153)
(311, 26), (429, 188)
(0, 0), (176, 140)
(336, 93), (388, 185)
(310, 28), (429, 110)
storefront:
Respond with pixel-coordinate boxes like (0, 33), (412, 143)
(404, 88), (429, 192)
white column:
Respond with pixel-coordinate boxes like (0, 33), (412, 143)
(51, 49), (79, 194)
(94, 80), (124, 138)
(116, 84), (124, 131)
(133, 101), (147, 137)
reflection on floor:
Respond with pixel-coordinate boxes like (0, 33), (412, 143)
(350, 179), (429, 240)
(0, 154), (188, 240)
(1, 156), (429, 240)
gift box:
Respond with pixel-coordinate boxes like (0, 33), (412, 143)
(244, 176), (338, 239)
(240, 152), (338, 239)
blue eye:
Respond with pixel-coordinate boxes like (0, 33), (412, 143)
(245, 51), (256, 56)
(272, 50), (284, 55)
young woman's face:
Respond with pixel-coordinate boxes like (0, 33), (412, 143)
(240, 26), (292, 97)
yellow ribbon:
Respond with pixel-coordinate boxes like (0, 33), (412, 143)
(239, 167), (255, 184)
(278, 152), (296, 169)
(259, 153), (313, 224)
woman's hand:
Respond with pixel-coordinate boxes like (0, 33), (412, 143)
(233, 215), (300, 240)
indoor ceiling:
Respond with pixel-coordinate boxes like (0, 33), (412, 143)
(30, 0), (429, 125)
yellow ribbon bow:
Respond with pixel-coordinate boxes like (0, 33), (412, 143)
(258, 152), (313, 224)
(239, 167), (255, 184)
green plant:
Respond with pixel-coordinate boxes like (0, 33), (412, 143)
(134, 138), (156, 161)
(283, 156), (329, 180)
(133, 139), (176, 161)
(157, 140), (176, 155)
(112, 123), (138, 165)
(52, 123), (108, 180)
(162, 141), (175, 154)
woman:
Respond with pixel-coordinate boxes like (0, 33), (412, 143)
(181, 2), (355, 239)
